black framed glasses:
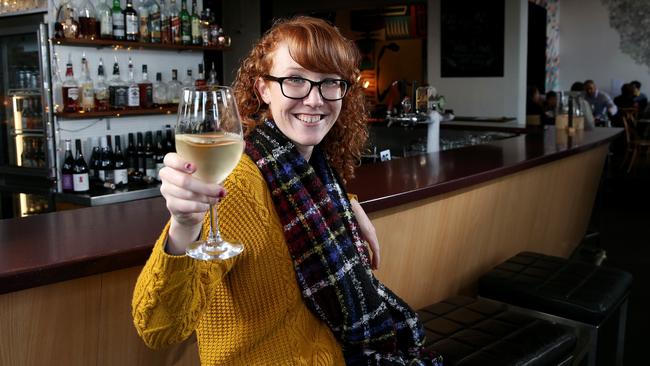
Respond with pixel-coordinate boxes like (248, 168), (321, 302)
(263, 75), (349, 101)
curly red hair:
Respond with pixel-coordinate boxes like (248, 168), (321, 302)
(233, 16), (368, 183)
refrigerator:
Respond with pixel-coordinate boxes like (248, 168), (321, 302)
(0, 13), (55, 219)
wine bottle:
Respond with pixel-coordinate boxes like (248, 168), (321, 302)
(114, 135), (128, 187)
(180, 0), (191, 45)
(98, 136), (115, 184)
(144, 131), (157, 178)
(154, 130), (165, 180)
(124, 0), (139, 42)
(61, 139), (75, 193)
(89, 138), (100, 180)
(136, 132), (146, 175)
(126, 132), (137, 175)
(73, 139), (90, 193)
(112, 0), (125, 41)
(164, 124), (175, 153)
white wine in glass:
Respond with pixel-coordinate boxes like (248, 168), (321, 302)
(175, 86), (244, 260)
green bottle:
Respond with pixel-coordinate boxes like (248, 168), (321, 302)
(180, 0), (191, 45)
(190, 0), (201, 45)
(112, 0), (125, 41)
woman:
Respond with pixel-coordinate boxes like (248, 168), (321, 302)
(132, 16), (441, 365)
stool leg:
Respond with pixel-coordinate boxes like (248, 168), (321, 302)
(615, 298), (629, 366)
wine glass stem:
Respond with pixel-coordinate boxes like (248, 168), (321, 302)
(207, 204), (223, 246)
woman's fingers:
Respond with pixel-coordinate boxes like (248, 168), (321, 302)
(158, 166), (224, 198)
(160, 180), (220, 205)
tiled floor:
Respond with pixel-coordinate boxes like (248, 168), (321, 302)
(587, 146), (649, 365)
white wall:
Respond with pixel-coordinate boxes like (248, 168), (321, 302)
(428, 0), (528, 125)
(558, 0), (650, 97)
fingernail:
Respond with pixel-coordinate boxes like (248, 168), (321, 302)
(217, 190), (225, 199)
(184, 163), (193, 172)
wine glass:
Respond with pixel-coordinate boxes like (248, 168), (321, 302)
(175, 86), (244, 260)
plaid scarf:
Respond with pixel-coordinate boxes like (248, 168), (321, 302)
(245, 120), (442, 365)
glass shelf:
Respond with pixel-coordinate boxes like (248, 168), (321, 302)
(50, 38), (229, 52)
(55, 105), (177, 120)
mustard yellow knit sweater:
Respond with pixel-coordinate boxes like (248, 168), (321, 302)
(132, 155), (345, 365)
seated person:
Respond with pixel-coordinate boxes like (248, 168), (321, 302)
(583, 80), (617, 126)
(631, 80), (648, 116)
(526, 85), (544, 121)
(613, 83), (639, 127)
(570, 82), (595, 130)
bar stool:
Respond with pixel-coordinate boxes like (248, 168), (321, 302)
(478, 252), (633, 366)
(419, 296), (576, 365)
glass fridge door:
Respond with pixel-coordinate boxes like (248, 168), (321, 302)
(0, 32), (46, 169)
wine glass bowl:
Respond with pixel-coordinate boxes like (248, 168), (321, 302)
(175, 86), (244, 260)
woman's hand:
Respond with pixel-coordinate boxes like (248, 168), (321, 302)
(350, 199), (380, 270)
(159, 153), (226, 254)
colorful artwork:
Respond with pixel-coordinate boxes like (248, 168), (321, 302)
(530, 0), (560, 91)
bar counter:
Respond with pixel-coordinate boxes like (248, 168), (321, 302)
(0, 127), (622, 365)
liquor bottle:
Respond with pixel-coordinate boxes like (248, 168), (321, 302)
(73, 139), (90, 193)
(62, 54), (79, 113)
(148, 0), (162, 43)
(124, 0), (139, 42)
(113, 135), (129, 187)
(61, 139), (75, 193)
(127, 58), (140, 108)
(207, 62), (219, 86)
(170, 0), (181, 44)
(112, 0), (125, 41)
(126, 132), (138, 177)
(100, 136), (116, 184)
(89, 138), (100, 180)
(52, 52), (63, 113)
(78, 0), (98, 40)
(190, 0), (200, 45)
(164, 124), (175, 153)
(200, 8), (211, 46)
(94, 58), (110, 112)
(153, 72), (168, 105)
(138, 64), (154, 108)
(167, 69), (181, 104)
(56, 1), (79, 39)
(109, 56), (128, 109)
(160, 0), (171, 44)
(154, 130), (165, 180)
(80, 53), (95, 112)
(136, 132), (146, 175)
(144, 131), (157, 178)
(137, 0), (150, 43)
(182, 68), (194, 87)
(97, 0), (113, 39)
(180, 0), (191, 45)
(194, 63), (206, 87)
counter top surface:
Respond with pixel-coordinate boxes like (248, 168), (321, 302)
(0, 127), (622, 294)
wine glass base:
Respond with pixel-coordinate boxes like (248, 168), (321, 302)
(186, 240), (244, 261)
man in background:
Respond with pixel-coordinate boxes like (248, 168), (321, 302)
(583, 80), (617, 126)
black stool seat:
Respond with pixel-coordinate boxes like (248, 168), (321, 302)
(420, 296), (576, 366)
(478, 252), (633, 325)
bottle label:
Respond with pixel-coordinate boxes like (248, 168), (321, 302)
(128, 86), (140, 107)
(114, 168), (128, 185)
(126, 14), (139, 36)
(171, 16), (181, 42)
(73, 173), (90, 192)
(149, 12), (161, 42)
(115, 86), (128, 107)
(66, 87), (79, 101)
(99, 170), (106, 181)
(62, 173), (74, 191)
(139, 15), (149, 40)
(101, 14), (113, 36)
(113, 14), (125, 37)
(82, 84), (95, 110)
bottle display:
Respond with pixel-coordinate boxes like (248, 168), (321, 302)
(97, 0), (113, 39)
(144, 131), (156, 178)
(94, 58), (110, 112)
(180, 0), (191, 45)
(124, 0), (139, 42)
(62, 54), (79, 113)
(148, 0), (162, 43)
(89, 137), (100, 179)
(61, 139), (75, 193)
(98, 136), (115, 183)
(137, 0), (150, 43)
(114, 135), (129, 187)
(55, 1), (79, 39)
(160, 0), (172, 44)
(109, 56), (128, 109)
(136, 132), (146, 175)
(170, 0), (181, 44)
(164, 124), (175, 153)
(168, 69), (181, 104)
(138, 64), (154, 108)
(73, 139), (90, 193)
(112, 0), (125, 41)
(195, 63), (206, 87)
(80, 53), (95, 112)
(127, 57), (140, 108)
(182, 68), (194, 87)
(153, 72), (168, 105)
(126, 132), (138, 177)
(200, 8), (211, 46)
(78, 0), (98, 40)
(191, 0), (201, 45)
(154, 130), (165, 180)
